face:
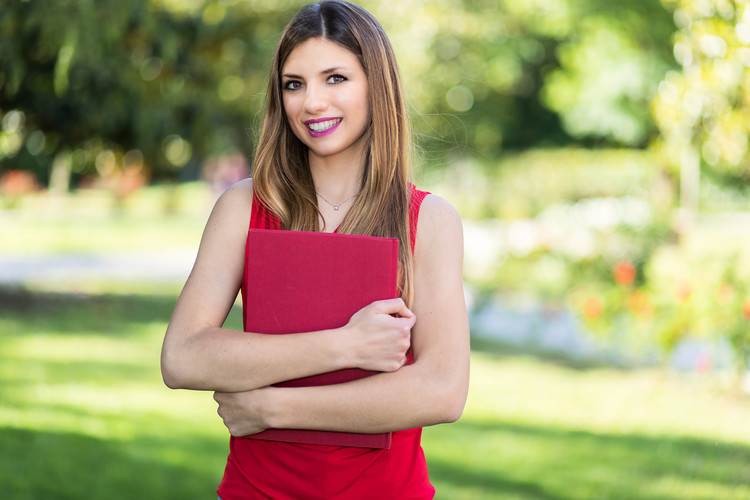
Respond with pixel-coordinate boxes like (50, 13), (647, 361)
(281, 37), (370, 164)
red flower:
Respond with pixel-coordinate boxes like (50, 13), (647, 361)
(613, 261), (636, 286)
(743, 298), (750, 320)
(583, 296), (604, 320)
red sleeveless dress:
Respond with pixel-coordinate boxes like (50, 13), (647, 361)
(216, 186), (435, 500)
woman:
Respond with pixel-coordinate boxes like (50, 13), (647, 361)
(161, 1), (469, 498)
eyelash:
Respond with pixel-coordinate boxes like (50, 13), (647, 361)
(283, 74), (347, 91)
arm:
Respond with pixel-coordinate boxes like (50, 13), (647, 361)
(215, 195), (470, 434)
(161, 178), (414, 392)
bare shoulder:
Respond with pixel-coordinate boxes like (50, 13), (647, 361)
(190, 177), (254, 264)
(216, 177), (254, 210)
(416, 193), (463, 247)
(206, 178), (253, 228)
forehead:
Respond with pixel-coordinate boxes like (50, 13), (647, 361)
(282, 38), (362, 74)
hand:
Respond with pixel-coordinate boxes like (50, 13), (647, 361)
(343, 298), (416, 372)
(213, 388), (272, 437)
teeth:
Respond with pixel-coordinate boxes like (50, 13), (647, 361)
(308, 118), (341, 132)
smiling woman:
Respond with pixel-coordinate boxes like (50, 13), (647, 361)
(280, 37), (371, 189)
(160, 1), (470, 499)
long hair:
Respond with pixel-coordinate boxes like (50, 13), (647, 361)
(252, 0), (415, 304)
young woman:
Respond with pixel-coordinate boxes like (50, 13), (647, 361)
(160, 1), (470, 498)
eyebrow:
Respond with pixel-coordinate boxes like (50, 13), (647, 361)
(282, 67), (348, 79)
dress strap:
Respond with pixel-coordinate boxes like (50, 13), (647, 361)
(408, 185), (430, 255)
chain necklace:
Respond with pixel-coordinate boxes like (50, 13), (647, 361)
(316, 191), (359, 211)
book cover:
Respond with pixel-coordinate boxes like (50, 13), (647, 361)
(241, 229), (400, 448)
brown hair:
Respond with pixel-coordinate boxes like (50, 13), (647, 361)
(252, 0), (414, 304)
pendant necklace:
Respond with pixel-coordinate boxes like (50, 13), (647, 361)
(316, 191), (359, 211)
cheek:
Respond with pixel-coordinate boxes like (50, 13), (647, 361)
(282, 99), (306, 142)
(282, 95), (300, 122)
(342, 89), (369, 121)
(357, 87), (370, 121)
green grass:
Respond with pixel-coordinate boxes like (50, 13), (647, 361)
(3, 184), (750, 498)
(0, 183), (212, 255)
(2, 286), (750, 499)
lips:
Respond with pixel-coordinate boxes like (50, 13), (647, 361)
(304, 117), (342, 137)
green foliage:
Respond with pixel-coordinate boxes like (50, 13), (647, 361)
(653, 0), (750, 180)
(541, 1), (678, 146)
(0, 0), (295, 185)
(567, 234), (750, 377)
(427, 148), (664, 221)
(435, 148), (749, 374)
(0, 0), (679, 188)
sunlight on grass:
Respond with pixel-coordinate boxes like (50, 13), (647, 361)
(2, 287), (750, 499)
(0, 182), (213, 256)
(423, 352), (750, 500)
(463, 353), (750, 443)
(0, 214), (206, 255)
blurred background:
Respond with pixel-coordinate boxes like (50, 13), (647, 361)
(1, 0), (750, 498)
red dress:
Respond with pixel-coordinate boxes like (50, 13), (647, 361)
(216, 186), (435, 500)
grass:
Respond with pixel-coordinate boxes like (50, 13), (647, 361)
(1, 286), (750, 499)
(0, 287), (237, 499)
(3, 186), (750, 498)
(0, 182), (212, 255)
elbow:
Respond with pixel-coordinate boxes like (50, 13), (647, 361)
(426, 377), (468, 425)
(161, 353), (181, 390)
(160, 343), (191, 390)
(444, 402), (466, 423)
(161, 365), (182, 390)
(438, 393), (467, 424)
(161, 324), (207, 390)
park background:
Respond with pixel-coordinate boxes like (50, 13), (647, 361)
(1, 0), (750, 498)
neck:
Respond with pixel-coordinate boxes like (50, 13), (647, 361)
(308, 144), (366, 202)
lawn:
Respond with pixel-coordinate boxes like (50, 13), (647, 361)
(1, 285), (749, 499)
(2, 186), (750, 499)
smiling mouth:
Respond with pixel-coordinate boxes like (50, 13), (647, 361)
(306, 118), (342, 133)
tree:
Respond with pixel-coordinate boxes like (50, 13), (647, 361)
(0, 0), (681, 190)
(0, 0), (295, 188)
(652, 0), (750, 213)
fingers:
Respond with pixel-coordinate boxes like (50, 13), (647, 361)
(398, 314), (417, 330)
(372, 298), (415, 319)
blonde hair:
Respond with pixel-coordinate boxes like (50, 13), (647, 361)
(252, 0), (414, 304)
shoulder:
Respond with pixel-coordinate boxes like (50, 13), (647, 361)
(417, 194), (462, 235)
(204, 177), (254, 237)
(216, 177), (254, 208)
(414, 194), (463, 257)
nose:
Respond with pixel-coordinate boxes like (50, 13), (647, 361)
(303, 84), (328, 114)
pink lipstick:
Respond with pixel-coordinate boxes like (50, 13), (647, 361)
(304, 117), (342, 137)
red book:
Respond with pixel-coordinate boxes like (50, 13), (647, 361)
(241, 229), (400, 448)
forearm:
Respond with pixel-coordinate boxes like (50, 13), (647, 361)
(266, 361), (468, 433)
(161, 323), (348, 392)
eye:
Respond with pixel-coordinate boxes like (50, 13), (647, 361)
(327, 74), (347, 84)
(283, 80), (302, 91)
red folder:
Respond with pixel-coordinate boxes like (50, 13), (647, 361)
(241, 229), (400, 448)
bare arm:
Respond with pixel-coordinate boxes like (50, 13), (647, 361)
(215, 194), (470, 433)
(161, 179), (414, 392)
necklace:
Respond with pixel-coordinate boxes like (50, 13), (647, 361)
(316, 191), (359, 211)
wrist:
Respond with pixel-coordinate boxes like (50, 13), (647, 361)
(263, 387), (289, 429)
(331, 326), (357, 369)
